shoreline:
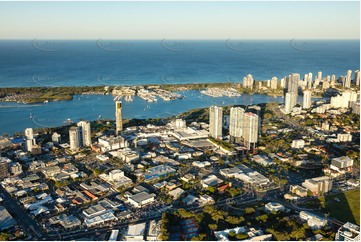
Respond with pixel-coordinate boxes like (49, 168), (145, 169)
(0, 81), (287, 104)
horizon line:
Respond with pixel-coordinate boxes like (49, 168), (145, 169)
(0, 38), (360, 41)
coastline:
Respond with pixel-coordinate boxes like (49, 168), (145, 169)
(0, 81), (287, 104)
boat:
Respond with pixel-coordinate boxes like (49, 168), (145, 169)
(44, 100), (49, 103)
(29, 113), (33, 119)
(64, 118), (74, 124)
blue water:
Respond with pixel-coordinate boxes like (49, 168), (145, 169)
(0, 39), (359, 135)
(0, 40), (359, 87)
(0, 91), (288, 135)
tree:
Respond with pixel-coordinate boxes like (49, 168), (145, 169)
(236, 233), (248, 240)
(225, 216), (240, 225)
(93, 168), (102, 176)
(244, 207), (255, 214)
(228, 231), (236, 238)
(207, 186), (216, 194)
(211, 210), (225, 223)
(208, 224), (218, 231)
(256, 214), (268, 223)
(203, 205), (214, 214)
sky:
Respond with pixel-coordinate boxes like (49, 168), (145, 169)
(0, 1), (359, 39)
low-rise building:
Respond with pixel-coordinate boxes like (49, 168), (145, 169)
(128, 192), (156, 208)
(302, 176), (332, 196)
(335, 222), (360, 241)
(144, 165), (176, 182)
(125, 223), (146, 241)
(299, 211), (327, 230)
(201, 175), (223, 188)
(192, 161), (211, 168)
(98, 135), (127, 152)
(264, 202), (285, 213)
(290, 185), (308, 197)
(146, 220), (161, 241)
(168, 187), (185, 199)
(292, 139), (305, 149)
(0, 206), (16, 231)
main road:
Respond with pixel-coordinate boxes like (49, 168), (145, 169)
(0, 186), (46, 239)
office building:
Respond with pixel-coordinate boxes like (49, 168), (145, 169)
(243, 112), (259, 150)
(302, 176), (332, 196)
(25, 128), (35, 152)
(69, 126), (81, 151)
(229, 107), (244, 143)
(330, 156), (353, 173)
(115, 101), (123, 134)
(303, 90), (312, 109)
(299, 211), (327, 230)
(335, 222), (360, 241)
(77, 120), (92, 146)
(209, 105), (223, 139)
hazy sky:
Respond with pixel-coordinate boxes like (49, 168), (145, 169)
(0, 1), (359, 39)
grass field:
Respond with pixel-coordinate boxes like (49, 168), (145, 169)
(318, 189), (360, 225)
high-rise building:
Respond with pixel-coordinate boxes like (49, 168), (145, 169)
(52, 132), (61, 145)
(77, 120), (92, 146)
(209, 106), (223, 139)
(303, 90), (312, 109)
(354, 70), (360, 86)
(25, 128), (35, 152)
(280, 77), (285, 88)
(287, 73), (300, 96)
(115, 101), (123, 135)
(344, 70), (352, 88)
(330, 90), (358, 109)
(331, 74), (336, 82)
(285, 92), (297, 114)
(242, 112), (259, 150)
(270, 77), (278, 89)
(69, 126), (81, 151)
(0, 158), (9, 180)
(229, 107), (245, 143)
(242, 74), (254, 90)
(317, 71), (322, 81)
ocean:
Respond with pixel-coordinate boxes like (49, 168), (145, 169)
(0, 40), (359, 87)
(0, 39), (359, 135)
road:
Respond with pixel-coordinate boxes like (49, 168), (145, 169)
(0, 186), (46, 239)
(48, 191), (256, 239)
